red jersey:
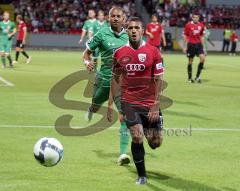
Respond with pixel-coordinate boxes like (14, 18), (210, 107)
(230, 33), (238, 42)
(184, 21), (204, 44)
(113, 41), (164, 108)
(146, 23), (163, 47)
(17, 21), (27, 40)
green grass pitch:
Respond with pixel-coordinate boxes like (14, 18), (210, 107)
(0, 51), (240, 191)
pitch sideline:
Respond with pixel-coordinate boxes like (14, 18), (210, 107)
(0, 76), (14, 87)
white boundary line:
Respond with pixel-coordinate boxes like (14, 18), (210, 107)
(0, 76), (14, 87)
(0, 125), (240, 132)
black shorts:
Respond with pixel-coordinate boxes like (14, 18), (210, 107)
(187, 43), (204, 58)
(16, 40), (24, 48)
(121, 102), (163, 130)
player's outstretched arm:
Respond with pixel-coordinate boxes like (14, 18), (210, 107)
(82, 48), (95, 72)
(182, 34), (187, 53)
(107, 76), (119, 122)
(161, 30), (167, 48)
(8, 27), (17, 40)
(22, 27), (27, 44)
(146, 30), (153, 39)
(79, 30), (86, 44)
(148, 74), (163, 123)
(201, 36), (205, 50)
(207, 38), (215, 47)
(107, 60), (121, 122)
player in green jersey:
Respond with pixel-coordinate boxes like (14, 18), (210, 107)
(89, 10), (109, 67)
(204, 24), (215, 55)
(0, 11), (16, 68)
(83, 7), (130, 165)
(78, 9), (96, 44)
(90, 10), (108, 36)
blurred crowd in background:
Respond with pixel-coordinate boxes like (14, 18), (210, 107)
(9, 0), (136, 33)
(144, 0), (240, 29)
(0, 0), (239, 34)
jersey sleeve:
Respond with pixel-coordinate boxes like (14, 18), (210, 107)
(159, 24), (163, 33)
(11, 22), (16, 30)
(112, 50), (122, 77)
(82, 21), (88, 31)
(146, 24), (151, 33)
(184, 24), (189, 37)
(153, 48), (164, 75)
(86, 31), (102, 51)
(23, 23), (27, 30)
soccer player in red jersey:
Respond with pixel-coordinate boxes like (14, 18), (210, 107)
(146, 14), (166, 50)
(107, 17), (164, 185)
(183, 13), (205, 83)
(230, 30), (238, 56)
(13, 15), (31, 65)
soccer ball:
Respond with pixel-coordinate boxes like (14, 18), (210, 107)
(33, 137), (64, 167)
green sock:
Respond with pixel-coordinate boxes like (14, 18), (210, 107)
(119, 122), (130, 155)
(1, 56), (6, 66)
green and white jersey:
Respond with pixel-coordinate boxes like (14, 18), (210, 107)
(90, 20), (109, 35)
(0, 20), (15, 43)
(82, 18), (96, 34)
(204, 28), (210, 49)
(86, 27), (128, 80)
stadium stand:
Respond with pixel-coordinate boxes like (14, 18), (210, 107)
(8, 0), (240, 34)
(11, 0), (137, 34)
(144, 0), (240, 29)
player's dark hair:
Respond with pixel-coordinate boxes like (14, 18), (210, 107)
(98, 10), (105, 16)
(16, 14), (23, 20)
(88, 9), (95, 13)
(127, 17), (143, 28)
(151, 14), (158, 20)
(192, 12), (200, 16)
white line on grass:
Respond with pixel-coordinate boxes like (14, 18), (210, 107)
(0, 125), (240, 132)
(0, 76), (14, 87)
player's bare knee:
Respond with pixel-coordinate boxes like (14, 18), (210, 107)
(188, 58), (193, 64)
(200, 55), (205, 63)
(131, 130), (144, 144)
(130, 125), (144, 144)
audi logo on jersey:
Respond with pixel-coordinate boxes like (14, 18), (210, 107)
(126, 64), (146, 71)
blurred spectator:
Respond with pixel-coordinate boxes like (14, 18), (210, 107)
(222, 28), (231, 52)
(11, 0), (137, 34)
(229, 30), (238, 56)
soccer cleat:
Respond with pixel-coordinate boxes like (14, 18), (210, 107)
(2, 64), (6, 69)
(195, 77), (201, 83)
(26, 56), (31, 64)
(85, 107), (93, 122)
(9, 63), (14, 68)
(136, 176), (147, 185)
(117, 154), (131, 166)
(188, 79), (195, 83)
